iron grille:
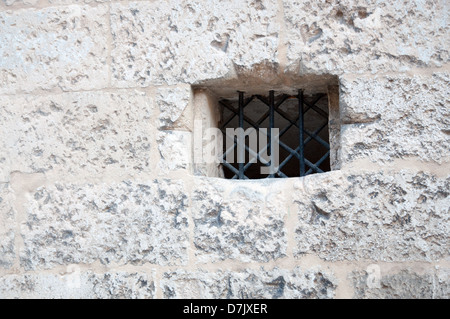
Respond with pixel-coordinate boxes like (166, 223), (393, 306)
(219, 90), (330, 179)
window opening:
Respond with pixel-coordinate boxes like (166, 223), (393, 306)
(219, 90), (330, 179)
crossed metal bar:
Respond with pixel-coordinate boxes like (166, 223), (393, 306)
(219, 90), (329, 179)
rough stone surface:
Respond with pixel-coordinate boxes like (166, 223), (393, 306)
(157, 131), (192, 174)
(0, 5), (109, 94)
(284, 0), (449, 74)
(339, 73), (450, 165)
(90, 271), (156, 299)
(0, 90), (153, 183)
(0, 271), (155, 299)
(294, 170), (450, 262)
(161, 269), (229, 299)
(161, 267), (336, 299)
(0, 183), (15, 269)
(0, 0), (108, 9)
(110, 0), (279, 87)
(157, 85), (193, 130)
(351, 268), (450, 299)
(0, 0), (449, 299)
(227, 267), (336, 299)
(20, 179), (189, 270)
(192, 177), (288, 263)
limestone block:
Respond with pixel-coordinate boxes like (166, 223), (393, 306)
(20, 179), (189, 270)
(161, 267), (336, 299)
(0, 271), (155, 299)
(0, 183), (15, 269)
(0, 0), (108, 9)
(339, 73), (450, 165)
(157, 131), (192, 174)
(157, 85), (193, 130)
(192, 177), (288, 263)
(284, 0), (449, 74)
(161, 269), (229, 299)
(294, 170), (450, 261)
(90, 272), (156, 299)
(350, 268), (449, 299)
(0, 5), (109, 94)
(110, 0), (279, 87)
(0, 90), (153, 183)
(227, 267), (336, 299)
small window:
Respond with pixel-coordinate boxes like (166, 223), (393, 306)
(219, 90), (330, 179)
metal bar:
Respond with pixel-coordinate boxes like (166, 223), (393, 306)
(269, 90), (275, 177)
(273, 103), (329, 149)
(255, 95), (270, 106)
(274, 107), (296, 126)
(305, 151), (329, 175)
(248, 96), (329, 174)
(250, 98), (301, 170)
(244, 125), (289, 171)
(276, 171), (288, 178)
(254, 94), (293, 127)
(220, 112), (236, 128)
(303, 94), (326, 114)
(304, 158), (324, 174)
(275, 94), (291, 108)
(256, 110), (270, 126)
(279, 138), (301, 160)
(221, 91), (329, 179)
(222, 134), (236, 159)
(304, 128), (330, 150)
(220, 100), (261, 131)
(238, 120), (303, 169)
(304, 121), (328, 146)
(239, 92), (278, 173)
(298, 89), (305, 176)
(277, 150), (295, 171)
(221, 128), (270, 166)
(222, 161), (240, 178)
(277, 124), (325, 170)
(278, 121), (328, 171)
(307, 101), (328, 119)
(244, 96), (255, 107)
(221, 98), (272, 174)
(238, 91), (244, 179)
(275, 105), (330, 149)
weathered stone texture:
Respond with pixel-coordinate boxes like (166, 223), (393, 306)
(339, 73), (450, 165)
(192, 178), (288, 263)
(162, 269), (229, 299)
(90, 272), (156, 299)
(284, 0), (449, 74)
(157, 85), (193, 130)
(161, 267), (336, 299)
(351, 268), (450, 299)
(0, 91), (153, 183)
(0, 271), (155, 299)
(294, 170), (450, 262)
(20, 179), (189, 270)
(110, 0), (279, 87)
(0, 0), (108, 10)
(0, 5), (109, 94)
(157, 131), (192, 174)
(0, 0), (448, 300)
(227, 267), (336, 299)
(0, 183), (15, 269)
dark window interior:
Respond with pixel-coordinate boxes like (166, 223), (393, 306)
(219, 91), (330, 179)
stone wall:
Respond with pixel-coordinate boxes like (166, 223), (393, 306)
(0, 0), (449, 298)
